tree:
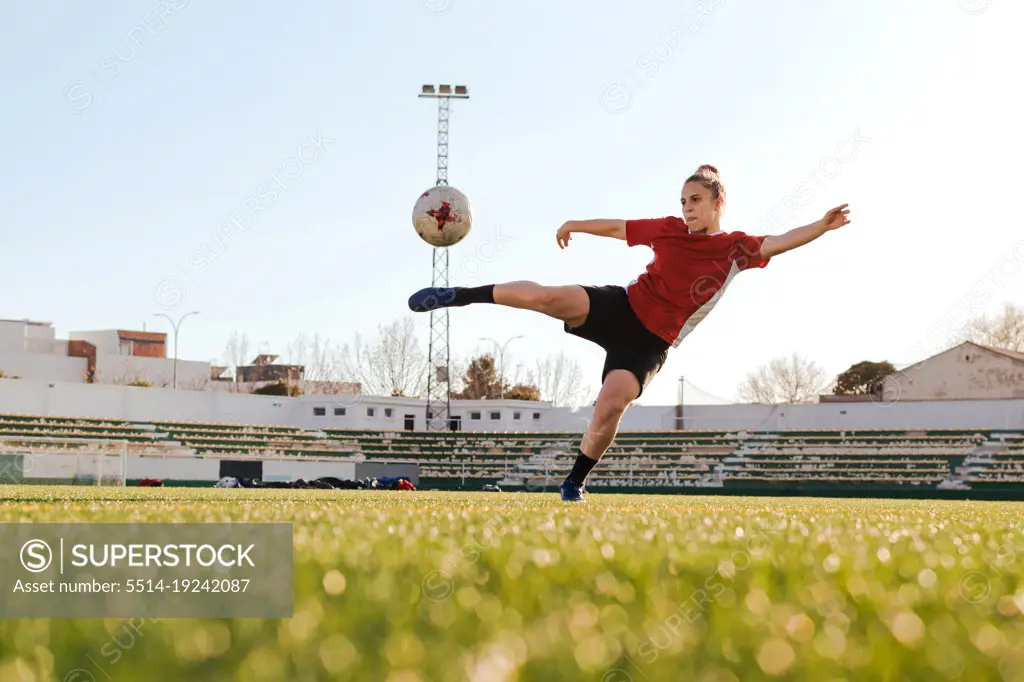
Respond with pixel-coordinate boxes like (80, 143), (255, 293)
(448, 355), (469, 398)
(452, 353), (544, 400)
(222, 332), (252, 381)
(338, 317), (428, 398)
(454, 354), (503, 400)
(504, 383), (542, 401)
(286, 333), (342, 385)
(282, 334), (364, 396)
(833, 360), (896, 396)
(960, 303), (1024, 352)
(524, 352), (593, 407)
(736, 353), (830, 404)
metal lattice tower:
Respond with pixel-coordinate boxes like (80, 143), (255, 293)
(436, 97), (450, 184)
(418, 84), (469, 431)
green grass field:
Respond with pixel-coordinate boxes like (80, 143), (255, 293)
(1, 486), (1023, 682)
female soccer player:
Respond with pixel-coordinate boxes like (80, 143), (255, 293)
(408, 165), (851, 501)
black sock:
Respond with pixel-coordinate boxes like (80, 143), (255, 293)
(566, 448), (599, 485)
(453, 284), (495, 306)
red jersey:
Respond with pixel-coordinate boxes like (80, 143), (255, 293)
(625, 216), (770, 347)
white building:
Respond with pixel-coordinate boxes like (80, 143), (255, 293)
(296, 395), (551, 432)
(0, 319), (211, 389)
(0, 319), (87, 382)
(881, 341), (1024, 402)
(1, 375), (1022, 434)
(69, 328), (212, 389)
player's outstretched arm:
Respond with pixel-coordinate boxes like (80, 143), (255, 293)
(760, 204), (850, 259)
(556, 219), (626, 249)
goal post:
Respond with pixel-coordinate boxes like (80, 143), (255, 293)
(0, 436), (128, 487)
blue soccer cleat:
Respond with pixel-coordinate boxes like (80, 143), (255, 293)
(560, 479), (585, 502)
(408, 287), (460, 312)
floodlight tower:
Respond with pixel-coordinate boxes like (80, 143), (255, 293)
(419, 83), (469, 431)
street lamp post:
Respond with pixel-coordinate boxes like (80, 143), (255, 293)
(479, 335), (524, 400)
(152, 311), (201, 389)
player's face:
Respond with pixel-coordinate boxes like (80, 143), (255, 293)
(680, 181), (723, 233)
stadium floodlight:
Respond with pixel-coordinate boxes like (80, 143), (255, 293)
(418, 84), (469, 100)
(152, 310), (201, 389)
(418, 83), (470, 431)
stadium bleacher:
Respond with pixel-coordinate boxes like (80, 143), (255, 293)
(151, 420), (356, 458)
(0, 413), (158, 443)
(321, 426), (1024, 496)
(2, 413), (1023, 497)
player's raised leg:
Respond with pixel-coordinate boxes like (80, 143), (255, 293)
(408, 281), (590, 326)
(560, 369), (640, 502)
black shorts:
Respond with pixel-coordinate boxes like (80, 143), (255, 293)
(564, 285), (671, 397)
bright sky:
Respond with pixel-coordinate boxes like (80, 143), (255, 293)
(2, 0), (1021, 407)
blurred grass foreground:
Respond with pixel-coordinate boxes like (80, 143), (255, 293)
(1, 486), (1023, 681)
